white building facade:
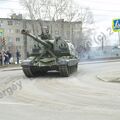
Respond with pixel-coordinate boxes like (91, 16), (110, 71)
(0, 17), (82, 60)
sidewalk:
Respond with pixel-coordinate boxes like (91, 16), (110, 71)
(97, 71), (120, 82)
(79, 58), (120, 65)
(0, 64), (22, 71)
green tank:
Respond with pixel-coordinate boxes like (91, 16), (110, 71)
(21, 29), (78, 77)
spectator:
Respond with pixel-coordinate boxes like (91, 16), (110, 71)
(0, 52), (2, 65)
(4, 51), (9, 65)
(16, 50), (21, 64)
(6, 51), (12, 64)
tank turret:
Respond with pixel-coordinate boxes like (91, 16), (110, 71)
(21, 29), (78, 77)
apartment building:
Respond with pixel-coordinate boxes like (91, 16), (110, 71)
(0, 15), (82, 60)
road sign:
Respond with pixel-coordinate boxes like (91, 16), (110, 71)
(112, 19), (120, 32)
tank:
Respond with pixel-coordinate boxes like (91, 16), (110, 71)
(21, 29), (78, 77)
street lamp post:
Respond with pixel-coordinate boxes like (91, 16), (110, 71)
(118, 32), (120, 46)
(0, 29), (4, 66)
(101, 36), (104, 51)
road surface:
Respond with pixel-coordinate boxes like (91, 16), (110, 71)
(0, 61), (120, 120)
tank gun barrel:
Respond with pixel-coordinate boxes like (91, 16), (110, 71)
(21, 29), (51, 48)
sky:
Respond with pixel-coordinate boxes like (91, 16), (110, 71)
(0, 0), (23, 17)
(0, 0), (120, 46)
(0, 0), (119, 25)
(74, 0), (120, 46)
(0, 0), (119, 21)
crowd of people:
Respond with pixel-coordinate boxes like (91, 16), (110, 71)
(0, 50), (21, 66)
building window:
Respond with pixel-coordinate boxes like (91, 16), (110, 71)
(8, 20), (13, 25)
(16, 46), (21, 49)
(16, 37), (20, 42)
(15, 21), (20, 25)
(0, 20), (3, 23)
(15, 29), (20, 33)
(8, 37), (13, 43)
(0, 20), (3, 27)
(0, 23), (3, 27)
(8, 29), (13, 33)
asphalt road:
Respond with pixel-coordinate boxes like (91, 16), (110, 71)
(0, 61), (120, 120)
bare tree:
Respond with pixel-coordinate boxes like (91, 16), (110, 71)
(20, 0), (71, 20)
(20, 0), (94, 56)
(65, 3), (94, 55)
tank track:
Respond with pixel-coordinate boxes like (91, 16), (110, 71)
(59, 65), (70, 77)
(22, 66), (47, 77)
(22, 64), (78, 77)
(22, 66), (34, 77)
(59, 64), (78, 77)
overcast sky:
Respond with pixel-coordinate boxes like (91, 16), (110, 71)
(0, 0), (119, 24)
(0, 0), (120, 46)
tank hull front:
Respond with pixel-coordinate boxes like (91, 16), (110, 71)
(21, 58), (78, 77)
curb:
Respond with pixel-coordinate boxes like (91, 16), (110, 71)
(2, 68), (22, 71)
(96, 75), (120, 82)
(79, 59), (120, 65)
(96, 75), (109, 82)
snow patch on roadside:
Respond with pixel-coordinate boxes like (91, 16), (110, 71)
(96, 71), (120, 82)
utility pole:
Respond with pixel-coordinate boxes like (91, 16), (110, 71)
(101, 36), (104, 51)
(118, 32), (120, 46)
(1, 47), (4, 66)
(71, 24), (74, 44)
(23, 20), (27, 59)
(61, 19), (64, 39)
(0, 29), (5, 66)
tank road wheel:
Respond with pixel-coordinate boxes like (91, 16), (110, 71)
(59, 65), (70, 77)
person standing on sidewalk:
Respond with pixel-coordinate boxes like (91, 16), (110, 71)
(6, 51), (12, 64)
(0, 52), (2, 66)
(16, 50), (21, 64)
(4, 51), (8, 65)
